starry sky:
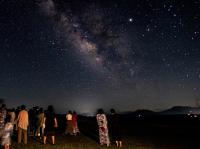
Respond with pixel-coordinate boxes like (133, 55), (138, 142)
(0, 0), (200, 114)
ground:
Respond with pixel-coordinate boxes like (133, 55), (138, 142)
(9, 134), (200, 149)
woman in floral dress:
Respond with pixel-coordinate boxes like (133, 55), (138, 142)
(1, 115), (13, 149)
(96, 109), (110, 147)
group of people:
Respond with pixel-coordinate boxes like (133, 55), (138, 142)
(96, 108), (122, 147)
(0, 103), (122, 148)
(65, 111), (80, 136)
(0, 104), (80, 148)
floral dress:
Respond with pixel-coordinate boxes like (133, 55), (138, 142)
(1, 122), (13, 146)
(96, 114), (110, 145)
(0, 109), (6, 130)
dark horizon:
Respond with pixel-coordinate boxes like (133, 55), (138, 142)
(0, 0), (200, 114)
(2, 99), (200, 115)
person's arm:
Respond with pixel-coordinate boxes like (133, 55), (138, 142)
(16, 112), (20, 124)
(43, 117), (46, 128)
(26, 111), (29, 126)
(54, 118), (58, 128)
(103, 115), (108, 128)
(41, 114), (45, 125)
(44, 117), (46, 124)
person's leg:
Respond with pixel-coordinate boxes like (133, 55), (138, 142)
(107, 140), (110, 147)
(69, 121), (73, 135)
(23, 129), (28, 144)
(119, 141), (122, 147)
(43, 136), (47, 144)
(4, 144), (7, 149)
(116, 141), (119, 146)
(39, 127), (42, 139)
(51, 135), (55, 144)
(73, 126), (76, 135)
(40, 127), (42, 136)
(4, 144), (8, 149)
(43, 129), (47, 144)
(18, 127), (22, 144)
(106, 133), (110, 147)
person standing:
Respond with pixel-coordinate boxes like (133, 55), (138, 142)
(0, 104), (7, 131)
(28, 108), (34, 136)
(65, 111), (73, 135)
(72, 111), (79, 135)
(43, 105), (58, 145)
(1, 115), (13, 149)
(17, 105), (29, 144)
(96, 109), (110, 147)
(109, 109), (122, 147)
(33, 107), (39, 137)
(37, 108), (44, 139)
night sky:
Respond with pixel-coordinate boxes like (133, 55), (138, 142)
(0, 0), (200, 114)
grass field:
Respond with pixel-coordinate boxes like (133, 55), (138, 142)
(9, 134), (200, 149)
(8, 115), (200, 149)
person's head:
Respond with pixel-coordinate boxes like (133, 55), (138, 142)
(73, 111), (76, 115)
(17, 106), (21, 111)
(1, 104), (6, 109)
(5, 114), (11, 123)
(110, 108), (116, 114)
(68, 110), (72, 114)
(39, 108), (43, 113)
(21, 105), (26, 110)
(47, 105), (54, 113)
(97, 108), (104, 114)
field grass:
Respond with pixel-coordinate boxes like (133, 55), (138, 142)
(8, 115), (200, 149)
(9, 134), (199, 149)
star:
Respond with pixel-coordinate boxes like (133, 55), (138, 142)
(128, 18), (133, 22)
(146, 27), (150, 32)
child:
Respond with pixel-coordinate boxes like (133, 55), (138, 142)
(1, 115), (13, 149)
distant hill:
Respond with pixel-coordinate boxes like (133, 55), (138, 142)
(134, 109), (156, 116)
(121, 109), (156, 117)
(159, 106), (200, 115)
(120, 106), (200, 116)
(79, 106), (200, 117)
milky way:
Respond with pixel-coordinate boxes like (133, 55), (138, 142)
(38, 0), (137, 82)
